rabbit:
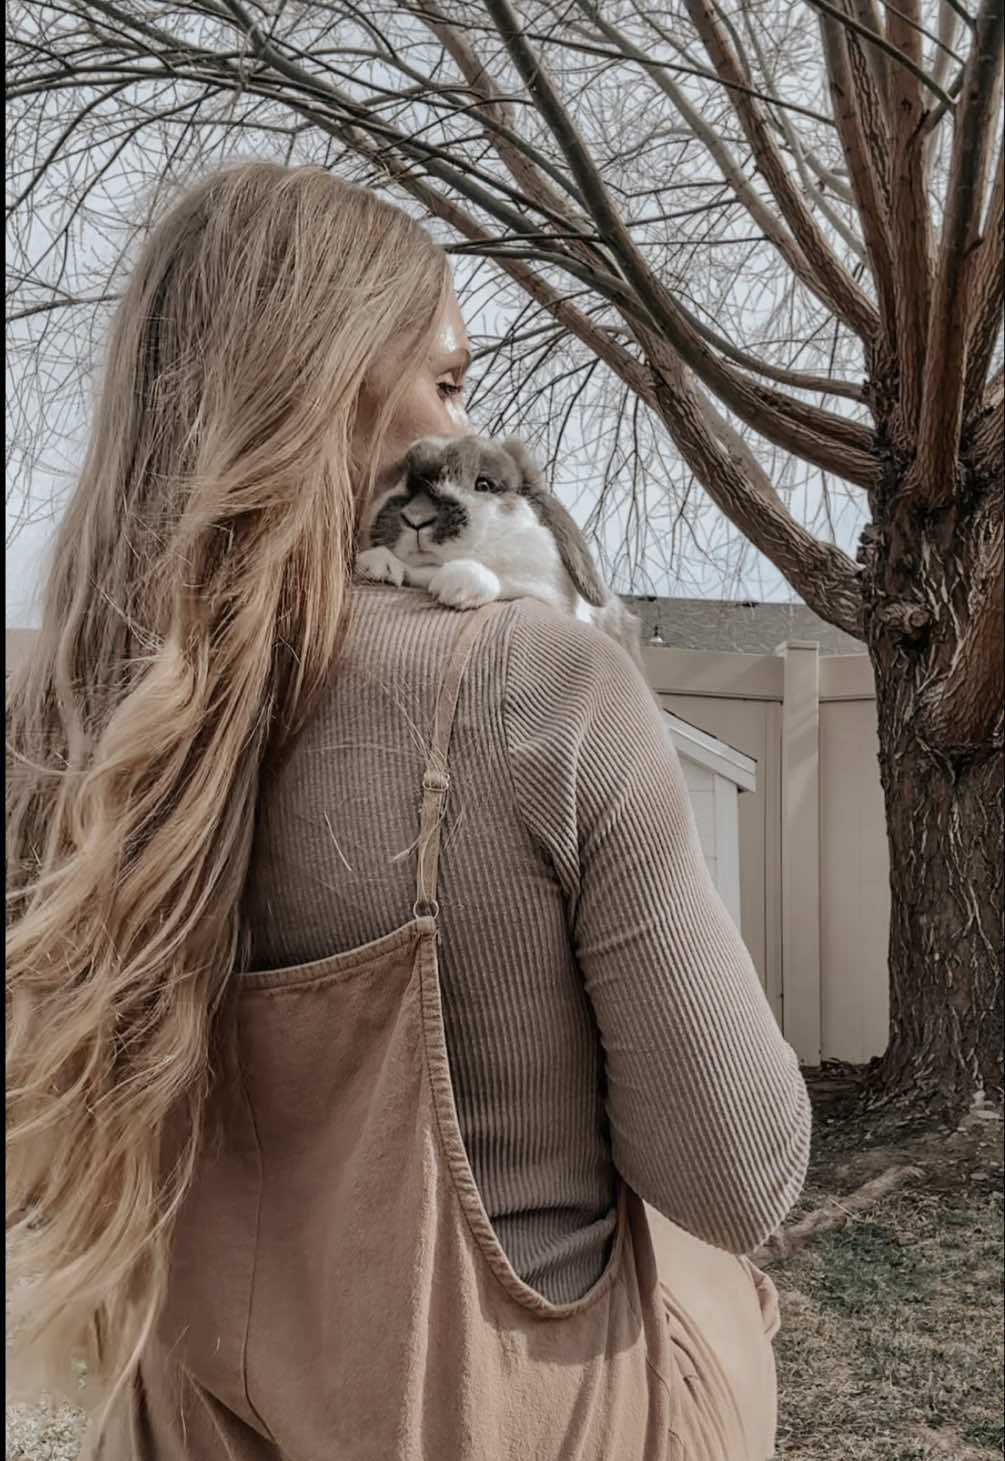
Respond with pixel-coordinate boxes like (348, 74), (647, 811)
(356, 434), (646, 674)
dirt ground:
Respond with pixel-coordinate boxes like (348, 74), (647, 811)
(7, 1073), (1003, 1461)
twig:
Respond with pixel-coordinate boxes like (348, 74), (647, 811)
(751, 1164), (926, 1266)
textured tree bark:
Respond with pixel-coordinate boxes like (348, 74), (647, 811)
(871, 707), (1003, 1113)
(862, 466), (1005, 1116)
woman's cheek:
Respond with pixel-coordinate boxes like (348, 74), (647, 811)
(443, 394), (470, 429)
(386, 382), (469, 452)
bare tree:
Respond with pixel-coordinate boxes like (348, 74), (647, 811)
(6, 0), (1003, 1116)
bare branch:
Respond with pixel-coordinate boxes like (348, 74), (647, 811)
(683, 0), (879, 339)
(965, 145), (1005, 412)
(415, 0), (610, 284)
(577, 1), (870, 322)
(513, 18), (840, 127)
(932, 0), (965, 90)
(475, 0), (880, 484)
(886, 0), (936, 446)
(490, 242), (879, 484)
(920, 59), (969, 136)
(6, 293), (122, 322)
(935, 0), (1004, 293)
(913, 0), (1004, 505)
(738, 14), (867, 263)
(941, 0), (981, 29)
(818, 7), (900, 345)
(804, 0), (960, 104)
(637, 325), (866, 634)
(641, 299), (867, 401)
(847, 0), (892, 106)
(878, 0), (967, 63)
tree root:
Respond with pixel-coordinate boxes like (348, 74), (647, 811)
(751, 1164), (926, 1267)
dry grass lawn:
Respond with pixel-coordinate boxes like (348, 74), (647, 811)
(773, 1183), (1003, 1459)
(770, 1079), (1004, 1461)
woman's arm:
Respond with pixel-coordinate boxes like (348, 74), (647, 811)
(504, 602), (811, 1253)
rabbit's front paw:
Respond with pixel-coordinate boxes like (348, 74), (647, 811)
(356, 546), (407, 587)
(429, 560), (501, 609)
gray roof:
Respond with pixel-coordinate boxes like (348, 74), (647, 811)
(620, 596), (864, 656)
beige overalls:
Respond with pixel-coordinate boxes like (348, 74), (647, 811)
(84, 604), (776, 1461)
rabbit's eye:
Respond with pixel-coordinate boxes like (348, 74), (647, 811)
(474, 475), (498, 493)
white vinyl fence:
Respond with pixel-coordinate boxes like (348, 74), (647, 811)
(645, 639), (890, 1065)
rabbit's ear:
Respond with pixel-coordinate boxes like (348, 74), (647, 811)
(500, 437), (545, 490)
(531, 493), (608, 607)
(501, 439), (608, 607)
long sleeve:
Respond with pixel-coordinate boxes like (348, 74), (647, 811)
(503, 603), (811, 1253)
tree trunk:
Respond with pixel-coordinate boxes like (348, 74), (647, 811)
(871, 714), (1003, 1114)
(863, 469), (1004, 1119)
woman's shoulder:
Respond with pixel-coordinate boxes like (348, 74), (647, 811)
(348, 581), (642, 696)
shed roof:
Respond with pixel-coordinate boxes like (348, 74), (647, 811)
(664, 711), (757, 792)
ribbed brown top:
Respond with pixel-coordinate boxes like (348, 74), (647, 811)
(243, 584), (811, 1302)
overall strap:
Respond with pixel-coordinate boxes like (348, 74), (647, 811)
(414, 604), (501, 920)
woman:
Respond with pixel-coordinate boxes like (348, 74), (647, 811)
(6, 160), (810, 1460)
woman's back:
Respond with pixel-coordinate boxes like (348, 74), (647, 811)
(243, 583), (810, 1304)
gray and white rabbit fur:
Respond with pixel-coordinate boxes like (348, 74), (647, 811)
(356, 434), (645, 673)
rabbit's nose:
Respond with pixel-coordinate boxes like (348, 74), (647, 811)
(401, 512), (438, 532)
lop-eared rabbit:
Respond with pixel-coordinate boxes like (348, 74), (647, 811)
(356, 435), (645, 674)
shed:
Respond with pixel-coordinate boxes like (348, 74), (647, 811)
(664, 711), (757, 931)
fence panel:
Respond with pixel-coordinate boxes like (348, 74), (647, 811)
(647, 643), (889, 1064)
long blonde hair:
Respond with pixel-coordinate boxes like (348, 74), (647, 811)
(6, 159), (449, 1420)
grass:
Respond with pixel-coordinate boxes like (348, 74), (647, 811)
(771, 1098), (1004, 1461)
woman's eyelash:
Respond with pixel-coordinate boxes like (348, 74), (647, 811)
(438, 380), (464, 397)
